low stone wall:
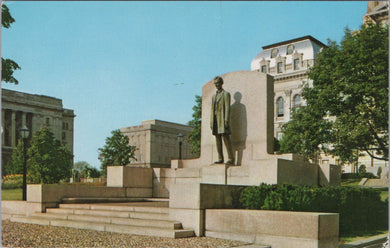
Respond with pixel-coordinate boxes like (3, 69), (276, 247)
(2, 201), (44, 219)
(27, 184), (145, 210)
(205, 209), (339, 248)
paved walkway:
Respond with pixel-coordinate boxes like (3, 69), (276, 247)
(2, 220), (248, 248)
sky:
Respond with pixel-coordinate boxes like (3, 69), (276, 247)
(1, 1), (368, 169)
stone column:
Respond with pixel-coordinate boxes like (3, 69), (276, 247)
(11, 111), (16, 147)
(22, 112), (27, 127)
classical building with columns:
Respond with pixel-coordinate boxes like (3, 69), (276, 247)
(251, 35), (326, 141)
(250, 1), (389, 172)
(1, 89), (75, 173)
(120, 119), (195, 168)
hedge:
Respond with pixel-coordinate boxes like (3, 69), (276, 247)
(239, 184), (388, 236)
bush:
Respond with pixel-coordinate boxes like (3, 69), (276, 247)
(342, 172), (377, 179)
(1, 174), (32, 189)
(239, 184), (388, 236)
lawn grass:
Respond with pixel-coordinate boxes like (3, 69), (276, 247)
(1, 188), (22, 200)
(339, 231), (388, 244)
(341, 179), (361, 186)
(379, 188), (389, 201)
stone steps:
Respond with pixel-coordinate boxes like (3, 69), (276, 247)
(61, 197), (169, 204)
(10, 202), (194, 238)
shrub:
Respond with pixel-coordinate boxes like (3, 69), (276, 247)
(1, 174), (32, 189)
(342, 172), (377, 179)
(239, 184), (388, 236)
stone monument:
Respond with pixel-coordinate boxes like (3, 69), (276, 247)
(170, 70), (337, 186)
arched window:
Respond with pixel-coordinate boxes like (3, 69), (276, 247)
(276, 97), (284, 117)
(293, 94), (302, 108)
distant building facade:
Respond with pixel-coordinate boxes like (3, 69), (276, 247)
(251, 35), (326, 141)
(363, 1), (389, 25)
(1, 89), (75, 173)
(251, 28), (388, 172)
(120, 119), (195, 168)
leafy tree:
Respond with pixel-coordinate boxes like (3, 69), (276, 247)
(187, 95), (202, 156)
(281, 23), (388, 164)
(27, 128), (73, 184)
(279, 106), (333, 161)
(83, 166), (100, 178)
(2, 4), (21, 84)
(74, 161), (100, 178)
(98, 129), (136, 175)
(6, 140), (25, 175)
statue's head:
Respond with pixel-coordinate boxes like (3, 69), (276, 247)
(213, 76), (224, 85)
(214, 76), (223, 90)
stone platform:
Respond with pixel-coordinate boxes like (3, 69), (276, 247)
(10, 201), (195, 238)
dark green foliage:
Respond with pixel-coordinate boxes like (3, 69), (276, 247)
(187, 95), (202, 157)
(281, 24), (389, 163)
(98, 129), (137, 175)
(273, 138), (280, 153)
(2, 5), (15, 28)
(27, 128), (73, 184)
(2, 58), (21, 84)
(83, 166), (100, 178)
(73, 161), (101, 178)
(6, 140), (25, 175)
(239, 184), (388, 236)
(2, 5), (20, 84)
(342, 172), (376, 179)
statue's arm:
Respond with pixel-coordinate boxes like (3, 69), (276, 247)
(224, 92), (231, 125)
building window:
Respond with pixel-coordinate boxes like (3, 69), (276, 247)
(62, 132), (66, 140)
(271, 48), (279, 58)
(287, 44), (294, 55)
(261, 65), (267, 73)
(45, 118), (50, 126)
(292, 94), (302, 108)
(294, 59), (300, 70)
(276, 97), (284, 117)
(277, 62), (283, 73)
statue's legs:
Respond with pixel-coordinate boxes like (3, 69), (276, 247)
(215, 134), (224, 163)
(222, 134), (235, 165)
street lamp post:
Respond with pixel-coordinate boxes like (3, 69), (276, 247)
(177, 133), (183, 160)
(20, 125), (29, 201)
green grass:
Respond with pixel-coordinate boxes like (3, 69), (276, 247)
(2, 188), (22, 200)
(341, 179), (361, 186)
(379, 189), (389, 202)
(340, 231), (388, 244)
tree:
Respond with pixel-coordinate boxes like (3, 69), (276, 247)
(73, 161), (100, 178)
(281, 23), (388, 164)
(187, 95), (202, 156)
(27, 128), (73, 184)
(98, 129), (136, 175)
(279, 105), (333, 161)
(2, 4), (21, 84)
(6, 140), (25, 175)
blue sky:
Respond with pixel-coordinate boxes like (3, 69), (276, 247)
(1, 1), (368, 169)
